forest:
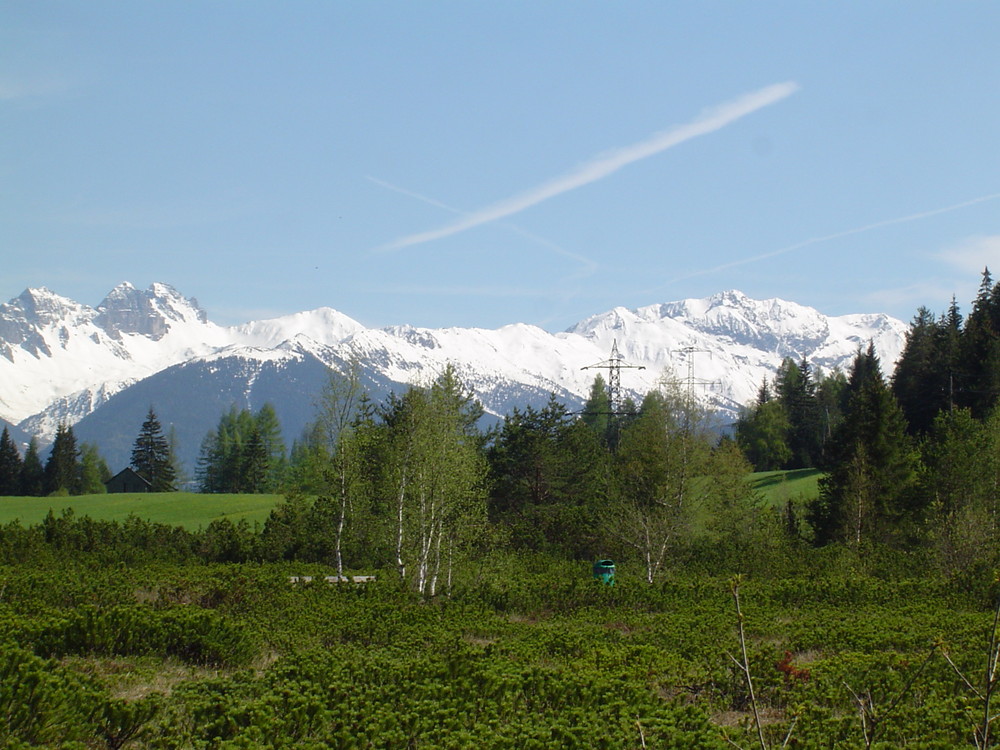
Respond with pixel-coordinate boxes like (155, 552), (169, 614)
(2, 270), (1000, 747)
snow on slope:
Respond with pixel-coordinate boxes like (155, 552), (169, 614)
(231, 307), (366, 349)
(565, 290), (907, 417)
(0, 283), (909, 442)
(0, 283), (232, 424)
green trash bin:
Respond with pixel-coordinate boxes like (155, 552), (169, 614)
(593, 559), (615, 586)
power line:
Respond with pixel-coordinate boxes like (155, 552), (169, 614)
(581, 339), (646, 414)
(670, 343), (718, 400)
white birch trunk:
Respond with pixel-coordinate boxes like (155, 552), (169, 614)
(446, 536), (454, 598)
(430, 517), (444, 597)
(335, 464), (347, 578)
(396, 469), (408, 582)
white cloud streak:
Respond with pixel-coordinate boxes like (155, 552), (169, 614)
(367, 176), (599, 279)
(660, 192), (1000, 287)
(376, 81), (800, 252)
(937, 234), (1000, 274)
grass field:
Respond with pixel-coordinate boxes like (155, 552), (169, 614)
(0, 470), (823, 530)
(750, 467), (823, 507)
(0, 491), (284, 529)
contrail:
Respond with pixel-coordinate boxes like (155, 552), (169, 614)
(367, 175), (598, 278)
(658, 192), (1000, 287)
(376, 81), (800, 252)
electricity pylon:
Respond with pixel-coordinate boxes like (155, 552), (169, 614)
(582, 339), (646, 413)
(672, 344), (717, 399)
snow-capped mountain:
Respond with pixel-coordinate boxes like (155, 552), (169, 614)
(0, 283), (230, 424)
(0, 283), (908, 471)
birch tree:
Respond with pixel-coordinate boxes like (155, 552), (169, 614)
(608, 381), (717, 583)
(313, 361), (366, 578)
(383, 365), (487, 596)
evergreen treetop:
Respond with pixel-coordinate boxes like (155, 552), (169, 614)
(43, 423), (82, 495)
(131, 407), (176, 492)
(0, 427), (23, 496)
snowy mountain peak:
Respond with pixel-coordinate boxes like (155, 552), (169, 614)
(0, 288), (98, 363)
(8, 287), (92, 327)
(629, 290), (835, 358)
(232, 307), (366, 349)
(565, 306), (639, 338)
(652, 289), (816, 323)
(96, 282), (207, 340)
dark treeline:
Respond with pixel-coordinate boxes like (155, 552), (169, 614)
(737, 269), (1000, 471)
(0, 423), (111, 497)
(735, 268), (1000, 568)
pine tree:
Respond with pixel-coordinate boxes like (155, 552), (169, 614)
(0, 427), (23, 496)
(814, 369), (848, 461)
(254, 403), (286, 491)
(775, 358), (821, 468)
(581, 375), (613, 447)
(20, 437), (44, 496)
(893, 305), (961, 434)
(919, 405), (1000, 573)
(241, 425), (269, 494)
(486, 395), (607, 556)
(43, 423), (82, 495)
(959, 269), (1000, 418)
(809, 344), (918, 546)
(131, 407), (176, 492)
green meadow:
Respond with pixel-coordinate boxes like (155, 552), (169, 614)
(0, 472), (821, 530)
(0, 471), (824, 530)
(750, 468), (823, 508)
(0, 491), (283, 529)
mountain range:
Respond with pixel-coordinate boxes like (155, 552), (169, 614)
(0, 282), (909, 476)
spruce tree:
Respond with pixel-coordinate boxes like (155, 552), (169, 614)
(809, 343), (918, 546)
(959, 269), (1000, 417)
(893, 303), (964, 434)
(131, 407), (176, 492)
(43, 423), (82, 495)
(20, 437), (44, 496)
(241, 425), (269, 493)
(254, 403), (286, 491)
(581, 375), (613, 447)
(0, 427), (23, 496)
(197, 404), (286, 493)
(775, 358), (821, 468)
(892, 307), (944, 434)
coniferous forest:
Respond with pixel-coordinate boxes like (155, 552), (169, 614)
(2, 271), (1000, 747)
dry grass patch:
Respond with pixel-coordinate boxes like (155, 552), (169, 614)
(61, 655), (228, 701)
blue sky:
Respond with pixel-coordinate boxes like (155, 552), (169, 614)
(3, 2), (999, 330)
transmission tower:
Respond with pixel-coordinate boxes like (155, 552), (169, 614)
(671, 344), (718, 400)
(582, 339), (646, 413)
